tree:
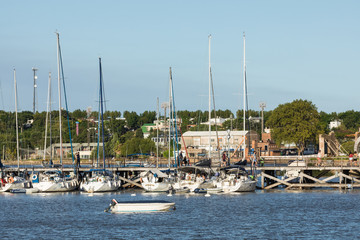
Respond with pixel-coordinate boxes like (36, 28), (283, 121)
(266, 99), (320, 154)
(123, 111), (139, 130)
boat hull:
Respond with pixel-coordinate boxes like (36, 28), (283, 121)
(110, 200), (175, 213)
(141, 182), (170, 192)
(218, 179), (256, 192)
(33, 180), (78, 192)
(80, 181), (120, 192)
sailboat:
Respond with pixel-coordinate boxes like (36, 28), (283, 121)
(0, 69), (33, 192)
(42, 72), (54, 167)
(141, 68), (176, 192)
(172, 35), (217, 193)
(32, 32), (78, 192)
(215, 33), (256, 192)
(79, 58), (121, 192)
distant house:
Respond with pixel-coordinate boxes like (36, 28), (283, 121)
(329, 120), (342, 130)
(141, 123), (157, 138)
(200, 117), (226, 126)
(182, 130), (259, 159)
(49, 142), (103, 160)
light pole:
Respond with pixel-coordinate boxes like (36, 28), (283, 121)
(259, 102), (266, 135)
(32, 67), (38, 114)
(227, 129), (231, 166)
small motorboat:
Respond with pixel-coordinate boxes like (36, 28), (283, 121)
(10, 188), (39, 194)
(105, 199), (175, 213)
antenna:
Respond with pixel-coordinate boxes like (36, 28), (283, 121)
(32, 67), (38, 114)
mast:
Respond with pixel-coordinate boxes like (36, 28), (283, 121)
(44, 72), (51, 160)
(242, 32), (246, 160)
(57, 33), (75, 166)
(156, 97), (159, 168)
(99, 58), (106, 170)
(49, 73), (53, 165)
(171, 71), (179, 166)
(168, 67), (172, 168)
(14, 69), (20, 170)
(56, 32), (63, 166)
(208, 34), (212, 160)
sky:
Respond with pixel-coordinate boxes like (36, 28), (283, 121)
(0, 0), (359, 115)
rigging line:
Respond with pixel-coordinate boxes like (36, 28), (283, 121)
(245, 68), (251, 153)
(58, 36), (75, 165)
(97, 66), (101, 168)
(171, 71), (180, 167)
(210, 67), (221, 161)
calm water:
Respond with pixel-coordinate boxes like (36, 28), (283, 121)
(1, 189), (360, 239)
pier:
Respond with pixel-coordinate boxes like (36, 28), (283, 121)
(2, 156), (359, 190)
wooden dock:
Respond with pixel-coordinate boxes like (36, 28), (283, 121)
(2, 157), (360, 190)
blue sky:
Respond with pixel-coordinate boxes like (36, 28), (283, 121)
(1, 0), (359, 115)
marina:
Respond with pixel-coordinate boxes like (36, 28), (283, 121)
(1, 188), (360, 239)
(2, 156), (360, 192)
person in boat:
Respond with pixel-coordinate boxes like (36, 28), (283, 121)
(179, 152), (184, 165)
(76, 152), (81, 168)
(349, 152), (354, 167)
(222, 151), (227, 167)
(251, 152), (257, 167)
(353, 151), (359, 167)
(316, 150), (322, 166)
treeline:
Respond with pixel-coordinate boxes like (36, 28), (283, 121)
(1, 105), (360, 159)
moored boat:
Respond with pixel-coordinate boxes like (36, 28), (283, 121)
(105, 199), (175, 213)
(80, 170), (120, 192)
(140, 169), (172, 192)
(32, 170), (78, 192)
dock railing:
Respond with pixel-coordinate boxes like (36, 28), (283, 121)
(261, 156), (351, 168)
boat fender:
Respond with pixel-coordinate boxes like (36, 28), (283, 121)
(139, 177), (143, 183)
(8, 177), (14, 184)
(32, 175), (38, 181)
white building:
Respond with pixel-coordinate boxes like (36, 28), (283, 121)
(329, 120), (342, 130)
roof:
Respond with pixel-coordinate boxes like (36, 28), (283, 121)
(148, 168), (168, 178)
(182, 130), (249, 137)
(141, 123), (156, 133)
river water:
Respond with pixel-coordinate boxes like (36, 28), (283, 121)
(1, 189), (359, 239)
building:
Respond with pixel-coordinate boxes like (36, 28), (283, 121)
(181, 130), (259, 159)
(329, 120), (342, 130)
(200, 117), (227, 126)
(49, 142), (103, 160)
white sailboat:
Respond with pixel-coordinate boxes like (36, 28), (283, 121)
(0, 69), (33, 192)
(140, 169), (172, 192)
(141, 68), (176, 192)
(216, 33), (256, 192)
(79, 58), (120, 192)
(32, 32), (78, 192)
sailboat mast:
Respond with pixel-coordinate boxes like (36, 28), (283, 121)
(242, 33), (247, 160)
(56, 32), (63, 166)
(168, 67), (172, 168)
(14, 69), (20, 169)
(99, 58), (106, 170)
(44, 72), (51, 160)
(208, 34), (212, 160)
(49, 73), (53, 163)
(156, 97), (159, 168)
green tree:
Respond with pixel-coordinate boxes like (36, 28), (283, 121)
(266, 99), (320, 154)
(123, 111), (139, 130)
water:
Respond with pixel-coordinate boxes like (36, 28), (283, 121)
(1, 189), (360, 239)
